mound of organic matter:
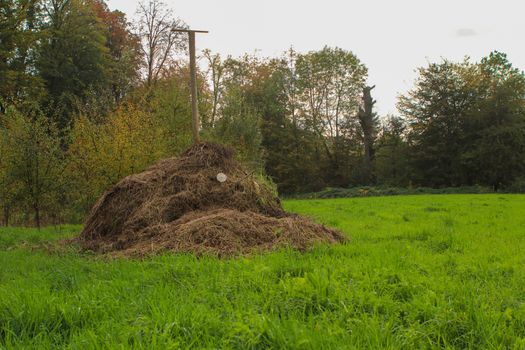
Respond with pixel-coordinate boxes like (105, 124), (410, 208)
(76, 143), (345, 257)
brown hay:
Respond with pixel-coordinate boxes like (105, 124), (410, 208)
(76, 143), (345, 257)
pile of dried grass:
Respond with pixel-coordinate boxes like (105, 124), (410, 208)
(76, 143), (345, 257)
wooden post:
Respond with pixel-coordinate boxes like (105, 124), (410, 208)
(173, 29), (208, 145)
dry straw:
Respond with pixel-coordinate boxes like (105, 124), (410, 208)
(76, 143), (345, 257)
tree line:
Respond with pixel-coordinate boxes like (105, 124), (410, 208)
(1, 0), (524, 226)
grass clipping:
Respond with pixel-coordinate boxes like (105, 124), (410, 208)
(77, 143), (345, 257)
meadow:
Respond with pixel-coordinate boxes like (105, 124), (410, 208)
(1, 194), (524, 349)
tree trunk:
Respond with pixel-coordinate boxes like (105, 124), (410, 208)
(358, 85), (377, 184)
(3, 206), (9, 227)
(34, 203), (41, 229)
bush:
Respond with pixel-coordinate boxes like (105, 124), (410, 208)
(289, 185), (495, 199)
(504, 178), (525, 193)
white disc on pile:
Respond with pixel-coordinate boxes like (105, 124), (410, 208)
(216, 172), (227, 183)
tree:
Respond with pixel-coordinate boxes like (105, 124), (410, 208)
(398, 52), (525, 189)
(66, 102), (171, 214)
(375, 116), (410, 186)
(207, 54), (264, 168)
(201, 47), (370, 192)
(202, 49), (225, 128)
(258, 58), (322, 193)
(91, 0), (141, 104)
(0, 0), (44, 113)
(0, 104), (22, 225)
(398, 59), (478, 187)
(0, 106), (65, 227)
(37, 0), (113, 129)
(295, 46), (367, 186)
(463, 52), (525, 190)
(135, 0), (186, 87)
(200, 50), (324, 193)
(146, 65), (206, 153)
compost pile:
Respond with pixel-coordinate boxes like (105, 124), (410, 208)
(77, 143), (345, 257)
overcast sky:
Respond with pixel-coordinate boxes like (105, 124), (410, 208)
(107, 0), (525, 115)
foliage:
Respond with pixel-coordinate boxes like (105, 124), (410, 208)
(256, 57), (323, 194)
(374, 116), (410, 186)
(36, 0), (114, 129)
(1, 195), (525, 348)
(294, 47), (368, 187)
(1, 0), (525, 224)
(204, 54), (266, 170)
(145, 66), (200, 153)
(202, 48), (369, 191)
(504, 178), (525, 193)
(290, 185), (493, 200)
(398, 52), (525, 189)
(0, 0), (44, 113)
(0, 105), (65, 227)
(91, 0), (142, 104)
(462, 52), (525, 190)
(66, 102), (172, 217)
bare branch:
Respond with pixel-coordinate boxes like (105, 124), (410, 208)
(135, 0), (187, 86)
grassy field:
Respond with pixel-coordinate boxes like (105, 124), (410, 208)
(1, 194), (525, 349)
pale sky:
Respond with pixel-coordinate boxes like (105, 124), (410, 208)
(107, 0), (525, 115)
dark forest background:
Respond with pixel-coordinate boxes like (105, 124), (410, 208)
(1, 0), (525, 226)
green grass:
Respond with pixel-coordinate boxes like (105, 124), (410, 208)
(1, 194), (525, 349)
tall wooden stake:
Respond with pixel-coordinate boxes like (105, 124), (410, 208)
(173, 29), (208, 144)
